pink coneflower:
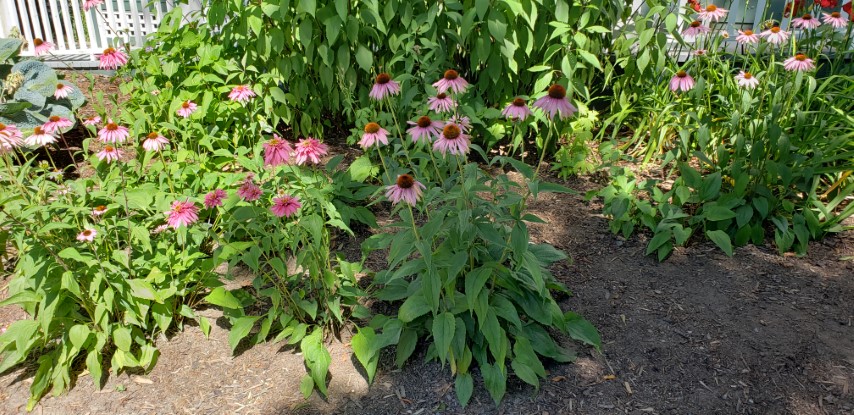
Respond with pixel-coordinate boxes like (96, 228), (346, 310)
(736, 29), (759, 44)
(237, 178), (263, 201)
(448, 115), (472, 133)
(228, 85), (256, 103)
(96, 145), (122, 163)
(433, 124), (470, 156)
(682, 21), (711, 39)
(385, 174), (425, 206)
(502, 97), (534, 121)
(792, 14), (821, 29)
(92, 205), (108, 216)
(98, 47), (128, 70)
(177, 100), (197, 118)
(783, 53), (815, 71)
(693, 49), (708, 56)
(263, 134), (293, 167)
(270, 195), (301, 218)
(697, 4), (728, 21)
(428, 93), (456, 113)
(24, 126), (56, 147)
(533, 84), (577, 120)
(204, 189), (227, 208)
(0, 123), (23, 152)
(42, 116), (73, 133)
(407, 116), (443, 143)
(83, 0), (104, 11)
(359, 122), (390, 149)
(82, 116), (101, 126)
(734, 71), (760, 89)
(369, 73), (401, 100)
(432, 69), (469, 94)
(166, 200), (199, 229)
(293, 137), (328, 165)
(142, 132), (169, 151)
(760, 27), (790, 45)
(54, 83), (74, 99)
(33, 38), (53, 56)
(98, 119), (129, 143)
(669, 70), (695, 92)
(151, 224), (169, 234)
(76, 228), (97, 242)
(822, 12), (848, 29)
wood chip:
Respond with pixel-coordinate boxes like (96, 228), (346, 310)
(132, 376), (153, 384)
(623, 381), (633, 395)
(551, 376), (566, 382)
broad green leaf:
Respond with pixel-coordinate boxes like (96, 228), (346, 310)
(565, 312), (601, 351)
(455, 372), (474, 406)
(112, 327), (132, 352)
(432, 312), (455, 365)
(228, 316), (260, 353)
(706, 230), (734, 256)
(480, 362), (506, 405)
(398, 294), (430, 323)
(351, 327), (379, 383)
(204, 287), (242, 310)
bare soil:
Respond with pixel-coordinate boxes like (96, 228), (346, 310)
(1, 171), (852, 415)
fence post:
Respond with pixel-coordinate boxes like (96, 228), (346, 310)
(0, 0), (19, 37)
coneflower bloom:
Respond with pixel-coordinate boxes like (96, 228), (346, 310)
(0, 123), (23, 152)
(432, 69), (469, 94)
(92, 205), (108, 216)
(177, 100), (198, 118)
(228, 85), (256, 103)
(385, 174), (425, 206)
(428, 93), (456, 113)
(142, 132), (169, 151)
(735, 29), (759, 44)
(76, 228), (97, 242)
(734, 71), (760, 89)
(407, 116), (443, 143)
(42, 116), (73, 133)
(369, 73), (401, 100)
(270, 195), (301, 218)
(293, 137), (328, 165)
(822, 12), (848, 29)
(96, 145), (122, 163)
(263, 134), (293, 167)
(151, 224), (169, 234)
(448, 115), (472, 132)
(697, 4), (728, 21)
(54, 83), (74, 99)
(24, 126), (56, 147)
(359, 122), (390, 149)
(433, 124), (470, 156)
(682, 21), (711, 39)
(760, 26), (790, 45)
(83, 0), (104, 11)
(98, 47), (129, 70)
(693, 49), (707, 56)
(33, 38), (53, 56)
(792, 14), (821, 29)
(237, 178), (263, 201)
(98, 119), (129, 143)
(533, 84), (577, 119)
(502, 97), (534, 121)
(669, 70), (695, 92)
(166, 200), (199, 229)
(82, 116), (101, 126)
(783, 53), (815, 71)
(204, 189), (227, 208)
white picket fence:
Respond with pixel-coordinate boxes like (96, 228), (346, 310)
(0, 0), (200, 68)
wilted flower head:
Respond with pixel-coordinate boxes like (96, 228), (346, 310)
(177, 100), (198, 118)
(263, 134), (294, 167)
(428, 93), (456, 113)
(54, 83), (74, 99)
(502, 97), (534, 122)
(77, 228), (97, 242)
(734, 71), (760, 89)
(697, 4), (728, 21)
(792, 14), (822, 29)
(99, 47), (129, 70)
(204, 189), (227, 208)
(98, 119), (129, 143)
(33, 38), (53, 56)
(359, 122), (390, 149)
(42, 116), (73, 133)
(369, 73), (401, 100)
(406, 116), (443, 144)
(228, 85), (256, 103)
(760, 26), (790, 45)
(270, 195), (301, 218)
(385, 174), (426, 206)
(293, 137), (328, 165)
(24, 126), (56, 147)
(166, 199), (199, 229)
(736, 29), (759, 44)
(96, 145), (122, 163)
(432, 69), (469, 94)
(533, 84), (577, 119)
(142, 132), (169, 152)
(783, 53), (815, 71)
(433, 123), (471, 156)
(669, 70), (695, 92)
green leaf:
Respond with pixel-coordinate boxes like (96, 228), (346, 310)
(128, 279), (162, 303)
(86, 350), (103, 389)
(301, 328), (331, 396)
(565, 312), (601, 351)
(395, 328), (418, 367)
(298, 0), (316, 16)
(398, 294), (430, 323)
(432, 312), (455, 365)
(702, 205), (736, 221)
(351, 327), (379, 383)
(706, 230), (733, 256)
(348, 155), (378, 182)
(355, 45), (373, 71)
(199, 317), (211, 338)
(205, 287), (242, 310)
(228, 316), (260, 354)
(455, 372), (474, 406)
(300, 374), (315, 398)
(480, 362), (506, 405)
(112, 327), (132, 352)
(69, 325), (90, 349)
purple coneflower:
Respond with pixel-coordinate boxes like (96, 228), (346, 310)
(54, 83), (74, 99)
(783, 53), (815, 71)
(693, 49), (707, 57)
(270, 195), (301, 218)
(293, 137), (328, 165)
(92, 205), (108, 216)
(697, 4), (728, 21)
(166, 200), (199, 229)
(96, 145), (122, 163)
(98, 119), (129, 143)
(151, 224), (169, 234)
(177, 100), (197, 118)
(359, 122), (390, 149)
(447, 115), (472, 133)
(792, 14), (821, 29)
(428, 93), (456, 113)
(682, 21), (711, 39)
(533, 84), (577, 120)
(760, 27), (790, 45)
(237, 177), (263, 201)
(83, 0), (104, 11)
(735, 29), (759, 44)
(369, 73), (401, 100)
(24, 126), (56, 147)
(77, 229), (97, 242)
(142, 132), (169, 152)
(734, 71), (759, 89)
(669, 70), (695, 92)
(228, 85), (256, 103)
(433, 124), (470, 156)
(33, 38), (53, 56)
(432, 69), (469, 94)
(99, 47), (129, 70)
(502, 97), (534, 121)
(822, 12), (848, 29)
(407, 116), (443, 143)
(82, 116), (101, 126)
(263, 134), (293, 167)
(42, 116), (73, 133)
(385, 174), (425, 207)
(0, 123), (22, 152)
(204, 189), (227, 208)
